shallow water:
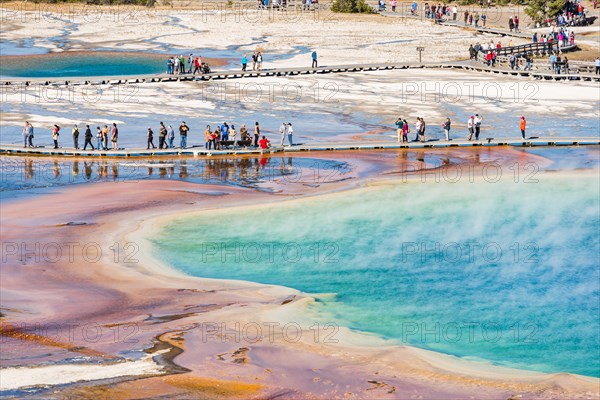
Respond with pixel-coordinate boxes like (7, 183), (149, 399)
(0, 52), (166, 78)
(153, 172), (600, 377)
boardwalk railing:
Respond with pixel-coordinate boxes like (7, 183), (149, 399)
(479, 42), (576, 57)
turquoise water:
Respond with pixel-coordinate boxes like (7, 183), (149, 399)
(152, 173), (600, 377)
(0, 52), (165, 78)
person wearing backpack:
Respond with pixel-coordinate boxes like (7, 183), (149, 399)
(72, 124), (80, 149)
(159, 122), (168, 149)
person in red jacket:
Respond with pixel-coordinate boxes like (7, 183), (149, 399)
(259, 136), (270, 149)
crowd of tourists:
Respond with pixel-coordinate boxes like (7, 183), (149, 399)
(393, 115), (529, 142)
(167, 54), (211, 75)
(21, 120), (292, 151)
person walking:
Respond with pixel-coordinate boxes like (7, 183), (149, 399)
(111, 123), (118, 150)
(159, 122), (168, 149)
(254, 121), (260, 147)
(452, 5), (457, 20)
(72, 124), (80, 149)
(442, 117), (451, 140)
(96, 127), (102, 150)
(514, 15), (519, 32)
(147, 128), (156, 149)
(252, 52), (257, 71)
(419, 117), (426, 142)
(279, 122), (287, 146)
(179, 121), (189, 148)
(287, 123), (294, 146)
(520, 116), (527, 139)
(83, 125), (94, 150)
(312, 50), (318, 68)
(595, 57), (600, 75)
(242, 55), (248, 71)
(52, 124), (60, 149)
(474, 114), (482, 140)
(467, 116), (475, 140)
(167, 125), (175, 148)
(26, 121), (34, 148)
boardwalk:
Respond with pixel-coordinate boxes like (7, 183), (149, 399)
(2, 137), (598, 158)
(2, 62), (599, 88)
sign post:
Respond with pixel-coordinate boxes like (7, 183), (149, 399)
(416, 47), (425, 63)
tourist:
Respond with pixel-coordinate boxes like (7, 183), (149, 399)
(259, 135), (270, 149)
(595, 57), (600, 75)
(205, 125), (213, 149)
(287, 123), (294, 146)
(312, 50), (318, 68)
(221, 122), (229, 141)
(533, 32), (538, 43)
(254, 121), (261, 147)
(474, 11), (479, 27)
(474, 114), (482, 140)
(467, 116), (475, 140)
(252, 52), (257, 71)
(481, 12), (486, 26)
(395, 117), (403, 142)
(242, 54), (248, 71)
(452, 5), (457, 20)
(550, 53), (557, 72)
(464, 10), (469, 25)
(213, 126), (222, 149)
(71, 125), (80, 149)
(167, 57), (173, 74)
(188, 54), (194, 74)
(101, 125), (109, 150)
(193, 57), (201, 74)
(469, 44), (476, 59)
(391, 0), (397, 12)
(83, 125), (94, 150)
(402, 119), (409, 142)
(508, 17), (514, 32)
(419, 117), (426, 142)
(111, 123), (118, 150)
(147, 128), (156, 149)
(442, 117), (451, 140)
(279, 122), (287, 146)
(52, 124), (60, 149)
(520, 116), (527, 139)
(179, 121), (189, 148)
(525, 53), (532, 70)
(96, 127), (102, 150)
(514, 15), (519, 32)
(257, 52), (263, 71)
(240, 124), (249, 142)
(22, 121), (30, 148)
(230, 125), (237, 149)
(563, 56), (570, 74)
(159, 122), (168, 149)
(414, 118), (422, 142)
(167, 125), (175, 148)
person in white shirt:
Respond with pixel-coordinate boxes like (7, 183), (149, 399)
(474, 114), (483, 140)
(595, 57), (600, 75)
(280, 122), (287, 146)
(467, 116), (475, 141)
(287, 123), (294, 146)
